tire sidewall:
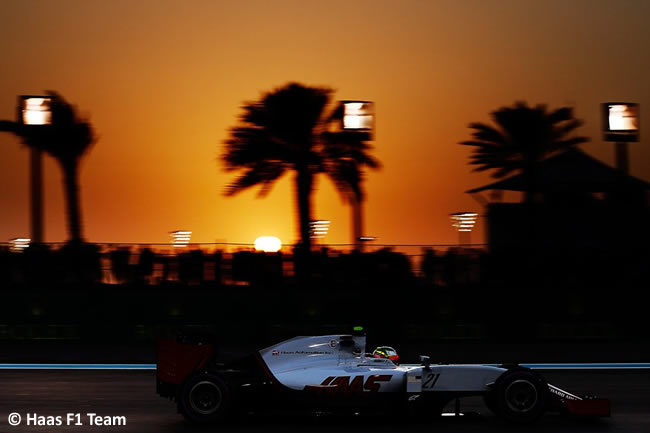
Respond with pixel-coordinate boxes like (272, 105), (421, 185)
(494, 369), (547, 422)
(179, 373), (230, 424)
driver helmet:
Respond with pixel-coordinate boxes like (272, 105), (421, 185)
(372, 346), (399, 364)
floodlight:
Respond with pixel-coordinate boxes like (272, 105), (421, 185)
(450, 212), (478, 245)
(602, 102), (639, 142)
(170, 230), (192, 247)
(19, 96), (52, 125)
(342, 101), (374, 131)
(309, 220), (331, 239)
(9, 238), (30, 252)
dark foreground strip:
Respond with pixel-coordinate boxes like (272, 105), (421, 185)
(0, 364), (156, 370)
(1, 363), (649, 370)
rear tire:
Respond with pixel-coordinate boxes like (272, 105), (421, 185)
(179, 373), (230, 424)
(491, 370), (547, 423)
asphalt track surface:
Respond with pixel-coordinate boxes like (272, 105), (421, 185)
(1, 370), (649, 433)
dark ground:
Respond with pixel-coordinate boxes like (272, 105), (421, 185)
(2, 340), (650, 364)
(0, 370), (649, 433)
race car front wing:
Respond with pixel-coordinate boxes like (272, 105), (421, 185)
(548, 384), (610, 417)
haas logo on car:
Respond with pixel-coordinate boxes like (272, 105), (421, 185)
(316, 375), (392, 393)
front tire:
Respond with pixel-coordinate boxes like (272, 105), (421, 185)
(179, 373), (230, 424)
(491, 370), (547, 423)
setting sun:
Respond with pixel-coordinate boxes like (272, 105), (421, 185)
(254, 236), (282, 252)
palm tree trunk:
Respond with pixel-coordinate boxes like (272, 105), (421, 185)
(523, 162), (539, 258)
(294, 167), (313, 287)
(295, 167), (313, 251)
(61, 157), (84, 244)
(30, 147), (45, 244)
(523, 163), (536, 204)
(351, 192), (364, 252)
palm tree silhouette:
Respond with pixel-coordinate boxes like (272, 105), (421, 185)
(322, 128), (381, 249)
(222, 82), (380, 254)
(0, 92), (96, 244)
(460, 101), (588, 202)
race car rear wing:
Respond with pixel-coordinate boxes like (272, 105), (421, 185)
(156, 338), (215, 386)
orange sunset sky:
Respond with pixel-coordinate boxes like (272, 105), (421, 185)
(1, 0), (649, 247)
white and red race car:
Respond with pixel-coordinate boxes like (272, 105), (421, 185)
(156, 331), (610, 424)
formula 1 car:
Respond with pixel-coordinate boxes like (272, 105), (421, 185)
(156, 331), (610, 424)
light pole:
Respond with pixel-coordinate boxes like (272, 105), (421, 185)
(19, 96), (53, 245)
(450, 212), (478, 246)
(602, 102), (639, 175)
(340, 101), (374, 252)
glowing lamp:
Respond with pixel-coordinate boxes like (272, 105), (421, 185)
(170, 230), (192, 247)
(451, 212), (478, 232)
(602, 103), (639, 142)
(19, 96), (52, 125)
(309, 220), (330, 239)
(341, 101), (374, 131)
(9, 238), (30, 252)
(254, 236), (282, 252)
(450, 212), (478, 246)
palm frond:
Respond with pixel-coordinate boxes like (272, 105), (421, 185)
(551, 118), (583, 139)
(325, 159), (363, 202)
(547, 106), (572, 124)
(466, 123), (506, 145)
(224, 161), (287, 197)
(461, 101), (589, 182)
